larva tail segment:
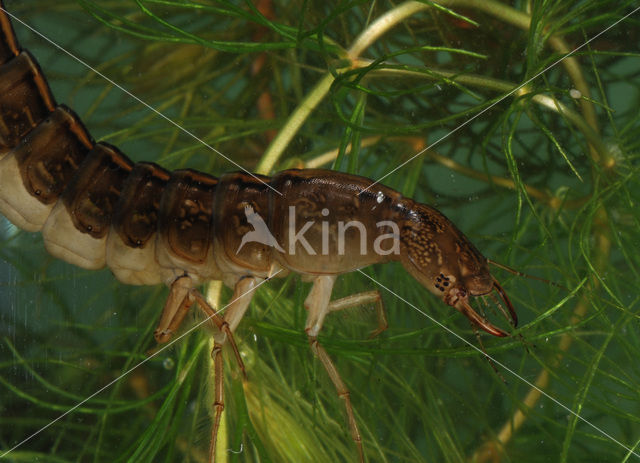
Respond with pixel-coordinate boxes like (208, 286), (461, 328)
(0, 50), (57, 155)
(0, 0), (20, 64)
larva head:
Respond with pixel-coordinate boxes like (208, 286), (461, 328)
(399, 203), (516, 336)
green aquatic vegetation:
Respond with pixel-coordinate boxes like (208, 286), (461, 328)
(0, 1), (639, 462)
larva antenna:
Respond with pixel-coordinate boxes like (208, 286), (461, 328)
(487, 259), (567, 290)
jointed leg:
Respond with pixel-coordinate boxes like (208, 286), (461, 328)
(199, 277), (258, 462)
(154, 275), (194, 344)
(190, 277), (257, 380)
(304, 275), (364, 463)
(209, 339), (224, 463)
(152, 275), (259, 462)
(153, 275), (257, 372)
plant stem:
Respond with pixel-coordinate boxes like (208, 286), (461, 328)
(255, 0), (607, 174)
(255, 1), (433, 174)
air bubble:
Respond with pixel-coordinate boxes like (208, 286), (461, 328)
(163, 357), (175, 370)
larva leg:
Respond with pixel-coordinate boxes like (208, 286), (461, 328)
(209, 339), (224, 463)
(154, 275), (194, 344)
(153, 275), (248, 375)
(328, 290), (388, 338)
(191, 277), (258, 462)
(305, 275), (364, 463)
(190, 276), (258, 378)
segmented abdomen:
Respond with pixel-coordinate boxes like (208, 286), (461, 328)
(0, 17), (408, 287)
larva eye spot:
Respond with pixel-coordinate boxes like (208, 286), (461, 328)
(433, 271), (458, 295)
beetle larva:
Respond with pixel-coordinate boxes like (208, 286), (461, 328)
(0, 2), (518, 462)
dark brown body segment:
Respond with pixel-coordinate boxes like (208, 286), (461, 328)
(15, 106), (93, 204)
(213, 171), (273, 273)
(112, 162), (170, 249)
(158, 169), (218, 265)
(61, 142), (134, 239)
(0, 52), (55, 150)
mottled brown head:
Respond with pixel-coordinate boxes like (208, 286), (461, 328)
(399, 202), (516, 336)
